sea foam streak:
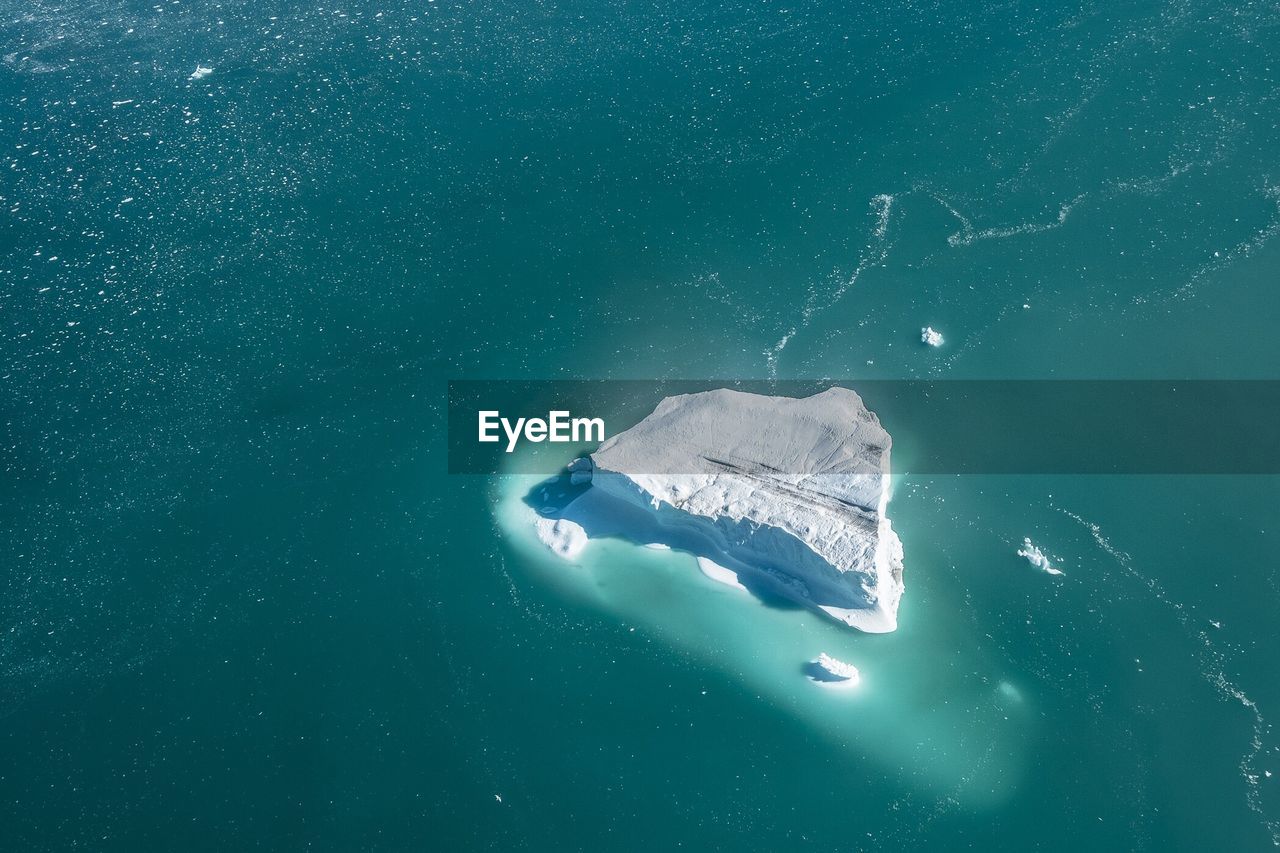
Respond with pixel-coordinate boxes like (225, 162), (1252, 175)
(1059, 508), (1280, 846)
(766, 194), (895, 377)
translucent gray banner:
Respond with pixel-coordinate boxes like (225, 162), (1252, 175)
(447, 380), (1280, 474)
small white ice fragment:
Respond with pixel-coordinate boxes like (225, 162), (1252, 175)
(807, 653), (860, 688)
(1017, 538), (1064, 575)
(190, 65), (215, 80)
(921, 326), (944, 347)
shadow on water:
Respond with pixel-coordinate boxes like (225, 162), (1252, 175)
(522, 468), (805, 613)
(523, 469), (590, 515)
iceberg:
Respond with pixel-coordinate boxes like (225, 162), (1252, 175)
(529, 387), (905, 633)
(921, 326), (944, 346)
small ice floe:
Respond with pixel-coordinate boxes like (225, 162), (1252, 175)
(921, 326), (944, 347)
(1017, 538), (1063, 576)
(805, 653), (861, 688)
(189, 65), (214, 81)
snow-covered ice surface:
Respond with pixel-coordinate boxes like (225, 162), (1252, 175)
(574, 387), (905, 633)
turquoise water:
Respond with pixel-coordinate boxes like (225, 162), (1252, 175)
(4, 0), (1280, 849)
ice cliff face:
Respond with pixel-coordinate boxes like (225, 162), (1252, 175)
(584, 387), (904, 633)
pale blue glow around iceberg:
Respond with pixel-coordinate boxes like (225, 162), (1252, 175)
(493, 453), (1033, 808)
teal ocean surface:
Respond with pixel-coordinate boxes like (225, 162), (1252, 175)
(3, 1), (1280, 850)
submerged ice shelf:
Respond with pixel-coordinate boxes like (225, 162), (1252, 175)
(529, 387), (905, 633)
(500, 435), (1028, 801)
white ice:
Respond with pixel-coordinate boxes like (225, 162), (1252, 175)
(807, 652), (861, 688)
(1017, 538), (1063, 575)
(551, 387), (905, 633)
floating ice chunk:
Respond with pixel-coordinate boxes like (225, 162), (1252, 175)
(806, 652), (861, 688)
(189, 65), (214, 80)
(533, 517), (588, 560)
(587, 387), (905, 633)
(1017, 538), (1063, 575)
(921, 326), (944, 346)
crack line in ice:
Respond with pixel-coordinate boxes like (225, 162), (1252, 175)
(1059, 508), (1280, 847)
